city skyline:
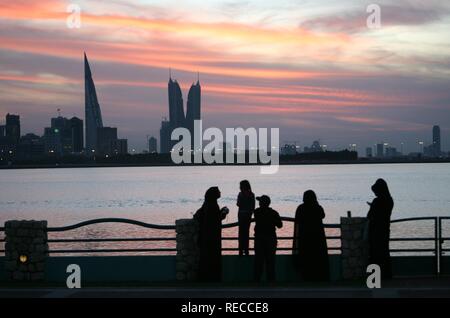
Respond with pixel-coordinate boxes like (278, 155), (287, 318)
(1, 1), (450, 152)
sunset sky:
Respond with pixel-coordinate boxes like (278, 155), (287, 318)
(1, 0), (450, 152)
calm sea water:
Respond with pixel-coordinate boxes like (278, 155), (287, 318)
(1, 163), (449, 254)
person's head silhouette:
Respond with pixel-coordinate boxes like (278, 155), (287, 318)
(303, 190), (318, 205)
(240, 180), (252, 193)
(205, 186), (221, 202)
(256, 195), (271, 208)
(371, 179), (391, 198)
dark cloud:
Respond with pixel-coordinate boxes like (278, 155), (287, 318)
(301, 4), (449, 33)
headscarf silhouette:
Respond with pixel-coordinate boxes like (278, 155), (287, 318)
(292, 190), (329, 281)
(367, 178), (394, 279)
(194, 186), (225, 282)
(371, 178), (392, 199)
(303, 190), (318, 206)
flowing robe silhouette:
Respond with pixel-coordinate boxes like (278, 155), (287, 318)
(293, 191), (329, 281)
(194, 187), (226, 282)
(367, 179), (394, 279)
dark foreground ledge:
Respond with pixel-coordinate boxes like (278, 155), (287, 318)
(1, 276), (450, 298)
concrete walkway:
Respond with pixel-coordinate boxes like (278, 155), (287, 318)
(2, 277), (450, 298)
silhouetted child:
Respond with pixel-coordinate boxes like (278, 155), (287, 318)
(253, 195), (282, 283)
(236, 180), (255, 256)
(367, 178), (394, 279)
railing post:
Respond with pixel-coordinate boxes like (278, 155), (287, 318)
(340, 216), (368, 280)
(437, 217), (441, 276)
(175, 219), (199, 281)
(4, 220), (48, 281)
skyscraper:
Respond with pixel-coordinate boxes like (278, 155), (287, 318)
(433, 125), (441, 156)
(97, 127), (117, 155)
(168, 77), (185, 128)
(160, 119), (171, 154)
(84, 53), (103, 154)
(160, 73), (202, 153)
(70, 117), (84, 153)
(376, 143), (384, 158)
(186, 79), (201, 150)
(5, 113), (20, 145)
(148, 136), (157, 153)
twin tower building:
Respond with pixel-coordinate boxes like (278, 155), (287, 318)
(85, 52), (201, 155)
(160, 74), (201, 153)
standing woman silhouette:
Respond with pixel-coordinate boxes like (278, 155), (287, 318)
(367, 178), (394, 279)
(292, 190), (329, 281)
(194, 187), (229, 282)
(236, 180), (255, 256)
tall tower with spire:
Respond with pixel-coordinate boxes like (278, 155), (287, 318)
(160, 71), (201, 153)
(186, 75), (201, 146)
(84, 53), (103, 154)
(168, 75), (185, 128)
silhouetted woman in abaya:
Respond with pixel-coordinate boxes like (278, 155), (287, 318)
(194, 186), (229, 282)
(293, 190), (329, 281)
(367, 178), (394, 279)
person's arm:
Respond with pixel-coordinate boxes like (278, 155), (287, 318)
(220, 206), (229, 220)
(236, 193), (241, 207)
(274, 211), (283, 228)
(367, 198), (378, 219)
(319, 206), (325, 219)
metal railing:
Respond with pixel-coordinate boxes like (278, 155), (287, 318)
(0, 216), (448, 262)
(221, 216), (341, 253)
(439, 217), (450, 274)
(0, 225), (4, 254)
(47, 218), (177, 255)
(389, 217), (440, 274)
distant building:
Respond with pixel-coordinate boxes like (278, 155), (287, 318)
(424, 125), (442, 158)
(160, 119), (171, 153)
(43, 117), (68, 156)
(160, 74), (202, 153)
(111, 139), (128, 155)
(17, 133), (44, 159)
(186, 79), (201, 149)
(433, 125), (441, 155)
(85, 53), (104, 154)
(5, 114), (20, 145)
(281, 144), (297, 155)
(70, 117), (84, 153)
(304, 140), (322, 153)
(366, 147), (373, 158)
(168, 77), (185, 129)
(385, 146), (400, 158)
(376, 143), (384, 158)
(97, 127), (117, 155)
(43, 116), (83, 156)
(148, 137), (157, 153)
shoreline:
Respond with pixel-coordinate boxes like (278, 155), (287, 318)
(1, 158), (449, 170)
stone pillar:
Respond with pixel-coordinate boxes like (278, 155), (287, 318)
(4, 220), (48, 281)
(340, 217), (368, 280)
(175, 219), (199, 282)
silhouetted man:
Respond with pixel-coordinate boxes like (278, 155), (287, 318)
(253, 195), (282, 283)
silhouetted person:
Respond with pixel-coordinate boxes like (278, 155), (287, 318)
(194, 187), (229, 282)
(237, 180), (255, 256)
(254, 195), (282, 283)
(367, 178), (394, 279)
(293, 190), (329, 281)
